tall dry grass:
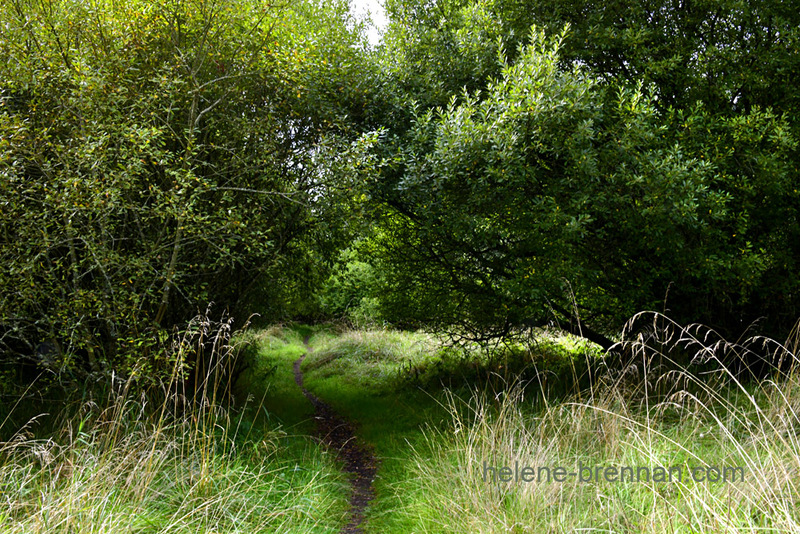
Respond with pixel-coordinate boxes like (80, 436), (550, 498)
(403, 313), (800, 533)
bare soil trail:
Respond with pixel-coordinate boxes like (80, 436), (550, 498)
(293, 337), (378, 534)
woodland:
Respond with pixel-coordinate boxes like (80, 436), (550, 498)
(1, 0), (800, 532)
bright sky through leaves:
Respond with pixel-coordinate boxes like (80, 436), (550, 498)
(350, 0), (387, 45)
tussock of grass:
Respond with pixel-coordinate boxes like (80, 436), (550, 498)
(304, 328), (441, 390)
(302, 326), (600, 396)
(398, 314), (800, 533)
(311, 328), (439, 364)
(0, 402), (345, 533)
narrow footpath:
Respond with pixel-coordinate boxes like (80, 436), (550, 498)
(293, 338), (378, 534)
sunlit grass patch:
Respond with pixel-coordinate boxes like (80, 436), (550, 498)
(303, 327), (442, 391)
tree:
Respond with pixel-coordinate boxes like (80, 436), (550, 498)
(0, 0), (373, 380)
(489, 0), (800, 117)
(366, 21), (798, 345)
(382, 0), (800, 118)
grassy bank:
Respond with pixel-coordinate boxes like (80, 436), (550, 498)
(403, 378), (800, 532)
(293, 322), (800, 533)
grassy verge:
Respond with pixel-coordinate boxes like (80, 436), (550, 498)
(6, 318), (798, 533)
(394, 322), (800, 533)
(0, 323), (349, 534)
(403, 377), (800, 532)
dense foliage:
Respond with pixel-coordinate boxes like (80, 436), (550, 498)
(365, 0), (800, 344)
(1, 0), (799, 382)
(0, 0), (372, 379)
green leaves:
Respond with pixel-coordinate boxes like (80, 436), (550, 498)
(367, 12), (800, 343)
(0, 0), (372, 380)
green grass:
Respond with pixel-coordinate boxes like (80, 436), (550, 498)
(296, 325), (608, 531)
(398, 377), (800, 532)
(291, 322), (800, 533)
(299, 327), (452, 532)
(234, 323), (315, 431)
(4, 319), (800, 533)
(0, 322), (349, 534)
(0, 404), (347, 533)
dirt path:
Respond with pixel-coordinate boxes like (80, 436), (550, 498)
(293, 338), (378, 534)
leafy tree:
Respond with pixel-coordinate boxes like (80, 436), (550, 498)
(382, 0), (800, 118)
(367, 22), (798, 345)
(487, 0), (800, 117)
(318, 246), (383, 324)
(0, 0), (373, 380)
